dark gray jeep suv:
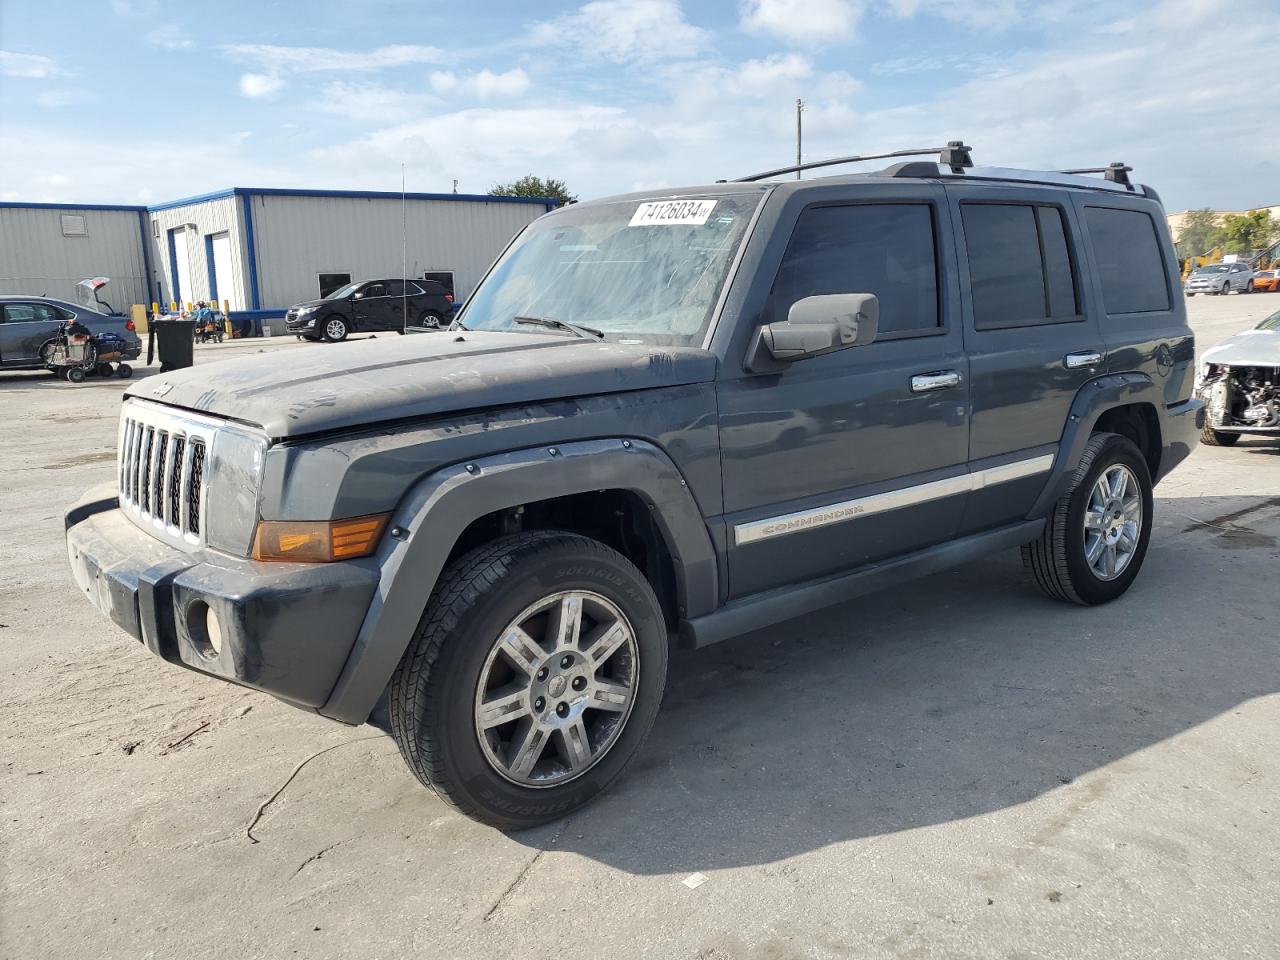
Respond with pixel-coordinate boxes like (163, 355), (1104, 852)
(65, 146), (1203, 828)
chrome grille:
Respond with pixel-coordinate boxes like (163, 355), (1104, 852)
(118, 400), (219, 545)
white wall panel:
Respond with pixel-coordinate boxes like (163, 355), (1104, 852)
(0, 206), (149, 308)
(249, 195), (548, 309)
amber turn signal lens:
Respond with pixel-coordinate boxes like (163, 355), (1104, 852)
(252, 513), (391, 562)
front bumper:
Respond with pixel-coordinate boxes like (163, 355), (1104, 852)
(65, 484), (380, 714)
(284, 314), (318, 333)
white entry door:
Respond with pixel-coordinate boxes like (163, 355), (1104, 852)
(210, 232), (240, 310)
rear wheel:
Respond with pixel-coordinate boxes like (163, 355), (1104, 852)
(1200, 425), (1240, 446)
(66, 366), (86, 383)
(418, 310), (444, 330)
(116, 363), (133, 379)
(1022, 433), (1153, 606)
(389, 531), (668, 829)
(322, 316), (349, 343)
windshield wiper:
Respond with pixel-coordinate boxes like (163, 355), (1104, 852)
(513, 315), (604, 340)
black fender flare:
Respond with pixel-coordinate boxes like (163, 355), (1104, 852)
(1027, 372), (1161, 519)
(320, 438), (717, 724)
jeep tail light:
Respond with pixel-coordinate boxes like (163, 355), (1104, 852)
(252, 513), (391, 562)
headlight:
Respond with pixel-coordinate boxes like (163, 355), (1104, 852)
(253, 514), (391, 562)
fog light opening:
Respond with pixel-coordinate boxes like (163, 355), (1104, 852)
(186, 600), (223, 660)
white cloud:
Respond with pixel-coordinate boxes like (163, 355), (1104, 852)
(314, 81), (437, 121)
(223, 43), (443, 74)
(741, 0), (863, 44)
(429, 68), (531, 99)
(239, 73), (285, 98)
(0, 50), (60, 79)
(531, 0), (707, 62)
(146, 24), (194, 51)
(32, 173), (71, 186)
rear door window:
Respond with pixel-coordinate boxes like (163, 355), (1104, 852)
(1083, 206), (1170, 314)
(771, 203), (941, 338)
(961, 203), (1079, 329)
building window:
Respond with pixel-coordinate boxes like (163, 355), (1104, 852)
(61, 215), (87, 237)
(318, 273), (352, 298)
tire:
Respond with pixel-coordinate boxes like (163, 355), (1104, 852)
(66, 366), (86, 384)
(418, 310), (444, 331)
(1200, 425), (1239, 446)
(96, 362), (115, 378)
(389, 530), (668, 829)
(322, 316), (349, 343)
(1021, 432), (1153, 606)
(116, 363), (133, 379)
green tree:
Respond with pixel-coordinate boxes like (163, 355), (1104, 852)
(489, 175), (576, 206)
(1176, 208), (1223, 257)
(1218, 209), (1278, 255)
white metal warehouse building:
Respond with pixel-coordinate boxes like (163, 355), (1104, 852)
(0, 203), (151, 310)
(1, 188), (556, 331)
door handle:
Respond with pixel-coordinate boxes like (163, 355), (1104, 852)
(1064, 351), (1103, 369)
(910, 370), (962, 393)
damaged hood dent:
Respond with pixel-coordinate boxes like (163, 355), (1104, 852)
(126, 331), (717, 438)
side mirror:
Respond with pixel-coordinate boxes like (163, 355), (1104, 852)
(755, 293), (879, 367)
(352, 291), (364, 299)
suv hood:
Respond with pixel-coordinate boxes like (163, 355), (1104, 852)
(290, 299), (333, 311)
(127, 331), (717, 439)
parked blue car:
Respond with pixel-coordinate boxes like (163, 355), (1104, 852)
(0, 295), (142, 371)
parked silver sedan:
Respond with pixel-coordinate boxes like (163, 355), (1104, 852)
(1184, 261), (1255, 296)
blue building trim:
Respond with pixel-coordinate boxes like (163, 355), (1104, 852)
(3, 188), (559, 214)
(204, 233), (218, 302)
(0, 201), (147, 211)
(240, 194), (262, 310)
(166, 228), (181, 306)
(146, 186), (558, 212)
(137, 210), (156, 308)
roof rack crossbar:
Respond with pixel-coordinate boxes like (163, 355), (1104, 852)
(1057, 162), (1134, 189)
(733, 141), (973, 183)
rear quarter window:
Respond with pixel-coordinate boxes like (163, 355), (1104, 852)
(1084, 206), (1170, 314)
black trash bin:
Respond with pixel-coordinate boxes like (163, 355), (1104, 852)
(148, 318), (196, 372)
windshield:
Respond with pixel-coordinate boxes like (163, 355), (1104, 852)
(1194, 265), (1230, 274)
(324, 281), (363, 300)
(458, 193), (762, 344)
(1258, 309), (1280, 331)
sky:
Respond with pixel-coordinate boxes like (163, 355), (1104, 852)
(1, 0), (1277, 212)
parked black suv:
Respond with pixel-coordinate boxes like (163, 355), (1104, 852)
(285, 278), (454, 342)
(66, 146), (1204, 829)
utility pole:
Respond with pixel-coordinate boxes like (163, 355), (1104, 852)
(795, 99), (804, 179)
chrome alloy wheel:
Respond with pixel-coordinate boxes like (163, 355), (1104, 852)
(473, 591), (639, 787)
(1083, 464), (1142, 581)
(325, 318), (347, 340)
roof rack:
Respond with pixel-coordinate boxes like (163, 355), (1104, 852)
(1057, 162), (1134, 190)
(732, 141), (973, 183)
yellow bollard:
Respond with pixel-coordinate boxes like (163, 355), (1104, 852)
(170, 301), (177, 313)
(150, 301), (159, 315)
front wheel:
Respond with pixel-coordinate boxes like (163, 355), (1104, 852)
(1201, 425), (1239, 446)
(389, 531), (668, 829)
(322, 316), (349, 343)
(66, 366), (86, 383)
(1022, 432), (1153, 606)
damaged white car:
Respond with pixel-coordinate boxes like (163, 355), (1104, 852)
(1197, 308), (1280, 446)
